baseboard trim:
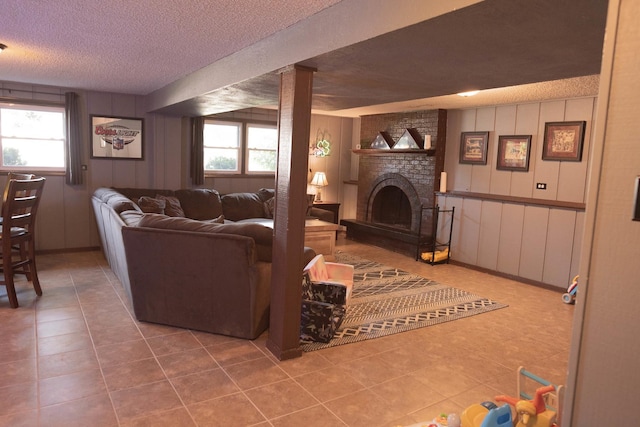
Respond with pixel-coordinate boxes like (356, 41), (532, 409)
(449, 259), (565, 293)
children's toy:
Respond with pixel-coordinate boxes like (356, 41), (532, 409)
(420, 247), (450, 263)
(495, 367), (563, 427)
(562, 275), (578, 304)
(460, 367), (563, 427)
(403, 412), (460, 427)
(460, 401), (512, 427)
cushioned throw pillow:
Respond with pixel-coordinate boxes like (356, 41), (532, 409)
(156, 195), (185, 217)
(138, 196), (165, 214)
(263, 197), (275, 218)
(105, 194), (141, 214)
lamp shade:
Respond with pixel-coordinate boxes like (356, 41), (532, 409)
(310, 171), (328, 187)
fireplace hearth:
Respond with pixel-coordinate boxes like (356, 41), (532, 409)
(341, 110), (447, 257)
(341, 156), (438, 258)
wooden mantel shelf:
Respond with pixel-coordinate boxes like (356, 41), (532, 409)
(352, 149), (436, 155)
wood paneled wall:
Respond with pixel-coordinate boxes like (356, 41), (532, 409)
(438, 97), (596, 288)
(1, 80), (354, 252)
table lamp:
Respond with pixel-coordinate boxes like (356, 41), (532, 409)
(310, 171), (328, 202)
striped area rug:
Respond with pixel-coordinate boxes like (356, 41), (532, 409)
(300, 252), (508, 352)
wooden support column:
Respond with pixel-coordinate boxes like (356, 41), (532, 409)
(266, 65), (315, 360)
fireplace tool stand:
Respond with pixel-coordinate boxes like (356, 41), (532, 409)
(415, 205), (455, 264)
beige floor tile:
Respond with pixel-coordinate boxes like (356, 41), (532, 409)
(341, 353), (406, 387)
(0, 410), (39, 427)
(36, 317), (88, 338)
(156, 347), (218, 378)
(0, 382), (38, 417)
(38, 393), (119, 427)
(270, 404), (346, 427)
(324, 388), (404, 427)
(120, 408), (197, 427)
(188, 393), (266, 427)
(245, 378), (317, 419)
(223, 357), (289, 390)
(0, 244), (573, 426)
(205, 340), (266, 367)
(36, 305), (84, 322)
(102, 357), (166, 392)
(39, 368), (106, 407)
(146, 331), (202, 356)
(94, 339), (153, 367)
(170, 368), (239, 405)
(0, 358), (37, 388)
(88, 322), (144, 347)
(294, 366), (365, 402)
(110, 380), (183, 423)
(38, 347), (100, 379)
(370, 375), (446, 415)
(37, 330), (93, 356)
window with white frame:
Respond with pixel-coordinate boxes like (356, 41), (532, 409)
(203, 119), (277, 175)
(246, 123), (277, 173)
(0, 102), (66, 171)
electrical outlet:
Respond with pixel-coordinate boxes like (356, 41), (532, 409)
(536, 183), (547, 190)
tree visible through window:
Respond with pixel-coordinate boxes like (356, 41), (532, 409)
(203, 119), (277, 174)
(0, 102), (66, 171)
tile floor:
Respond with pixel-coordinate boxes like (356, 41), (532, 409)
(0, 237), (575, 427)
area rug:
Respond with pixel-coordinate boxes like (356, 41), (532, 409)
(300, 252), (508, 351)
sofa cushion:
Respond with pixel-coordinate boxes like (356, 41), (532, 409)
(156, 195), (185, 217)
(138, 214), (273, 261)
(257, 188), (275, 201)
(175, 189), (223, 220)
(221, 192), (266, 221)
(138, 196), (166, 214)
(105, 193), (141, 214)
(120, 210), (145, 226)
(263, 197), (275, 218)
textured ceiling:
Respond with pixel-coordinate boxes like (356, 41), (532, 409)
(0, 0), (342, 94)
(1, 0), (608, 116)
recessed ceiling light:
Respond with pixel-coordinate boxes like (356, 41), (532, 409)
(0, 43), (7, 53)
(457, 90), (479, 97)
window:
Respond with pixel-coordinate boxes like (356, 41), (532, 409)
(0, 102), (66, 171)
(203, 119), (277, 175)
(203, 121), (241, 173)
(246, 124), (277, 173)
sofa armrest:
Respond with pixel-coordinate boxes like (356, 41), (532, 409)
(300, 300), (346, 343)
(324, 262), (354, 281)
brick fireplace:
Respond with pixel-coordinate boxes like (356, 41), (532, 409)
(342, 109), (447, 257)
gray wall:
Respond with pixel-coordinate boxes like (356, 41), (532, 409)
(436, 97), (596, 289)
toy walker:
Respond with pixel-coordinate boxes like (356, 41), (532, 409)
(460, 367), (563, 427)
(562, 275), (578, 304)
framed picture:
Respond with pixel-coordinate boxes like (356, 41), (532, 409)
(459, 131), (489, 164)
(542, 121), (586, 161)
(497, 135), (532, 171)
(90, 115), (144, 159)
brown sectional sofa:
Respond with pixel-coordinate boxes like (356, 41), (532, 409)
(91, 186), (315, 339)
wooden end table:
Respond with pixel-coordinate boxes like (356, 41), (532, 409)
(304, 219), (340, 260)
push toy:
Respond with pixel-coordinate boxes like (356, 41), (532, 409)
(562, 275), (578, 304)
